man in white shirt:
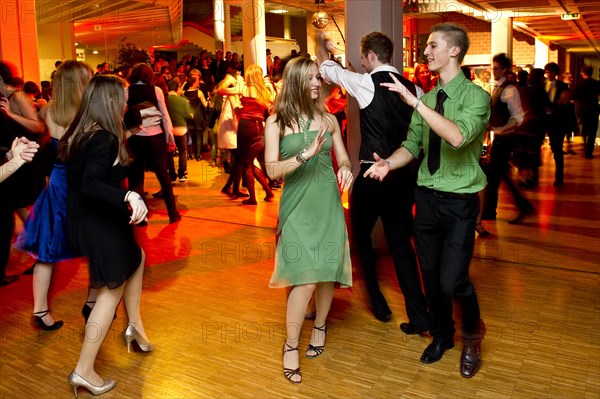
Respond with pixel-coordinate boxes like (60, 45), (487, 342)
(316, 31), (429, 334)
(482, 53), (533, 224)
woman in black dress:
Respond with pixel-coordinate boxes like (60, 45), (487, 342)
(60, 75), (153, 397)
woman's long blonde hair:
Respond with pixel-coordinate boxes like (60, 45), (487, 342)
(273, 57), (325, 133)
(244, 64), (272, 108)
(50, 60), (93, 127)
(60, 75), (129, 164)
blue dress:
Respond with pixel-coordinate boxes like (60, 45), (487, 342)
(16, 138), (76, 262)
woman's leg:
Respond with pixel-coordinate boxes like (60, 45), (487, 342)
(308, 282), (334, 353)
(284, 284), (316, 382)
(252, 165), (274, 200)
(243, 162), (257, 203)
(74, 284), (124, 386)
(123, 250), (150, 341)
(86, 288), (98, 304)
(32, 261), (57, 324)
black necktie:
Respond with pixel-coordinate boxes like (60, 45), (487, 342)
(427, 89), (448, 175)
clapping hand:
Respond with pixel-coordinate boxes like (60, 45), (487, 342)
(11, 137), (39, 164)
(302, 124), (328, 159)
(0, 97), (11, 117)
(363, 153), (390, 182)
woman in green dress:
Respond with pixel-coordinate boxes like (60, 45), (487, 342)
(264, 57), (354, 384)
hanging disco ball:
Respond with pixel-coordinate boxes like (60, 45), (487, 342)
(312, 11), (329, 29)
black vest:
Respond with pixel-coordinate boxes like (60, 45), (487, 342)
(490, 80), (511, 128)
(359, 71), (417, 161)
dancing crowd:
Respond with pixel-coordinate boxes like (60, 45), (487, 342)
(0, 21), (598, 396)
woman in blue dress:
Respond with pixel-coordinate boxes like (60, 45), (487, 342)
(16, 60), (93, 330)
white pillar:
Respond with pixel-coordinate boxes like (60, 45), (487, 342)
(283, 15), (291, 40)
(224, 4), (232, 53)
(491, 17), (513, 61)
(214, 0), (225, 51)
(241, 0), (266, 72)
(534, 38), (549, 68)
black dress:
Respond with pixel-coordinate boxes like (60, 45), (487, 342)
(66, 130), (142, 289)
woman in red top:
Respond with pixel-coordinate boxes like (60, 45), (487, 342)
(221, 64), (275, 205)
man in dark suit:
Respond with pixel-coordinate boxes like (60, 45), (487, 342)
(573, 65), (600, 159)
(210, 50), (226, 85)
(544, 62), (570, 186)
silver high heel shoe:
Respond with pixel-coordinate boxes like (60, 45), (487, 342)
(67, 371), (115, 398)
(124, 323), (155, 353)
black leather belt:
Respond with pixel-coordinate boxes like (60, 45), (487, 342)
(420, 186), (476, 200)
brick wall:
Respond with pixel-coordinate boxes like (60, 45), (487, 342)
(306, 11), (548, 68)
(513, 30), (535, 66)
(306, 14), (346, 59)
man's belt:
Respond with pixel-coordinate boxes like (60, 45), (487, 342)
(420, 186), (476, 200)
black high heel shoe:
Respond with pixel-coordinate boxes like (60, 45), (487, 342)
(282, 341), (301, 384)
(82, 301), (116, 324)
(306, 323), (327, 358)
(31, 310), (63, 330)
(81, 301), (95, 323)
(475, 222), (490, 237)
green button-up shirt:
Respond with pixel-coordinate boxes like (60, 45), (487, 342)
(402, 72), (490, 194)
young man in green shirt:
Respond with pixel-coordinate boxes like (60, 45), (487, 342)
(364, 22), (490, 378)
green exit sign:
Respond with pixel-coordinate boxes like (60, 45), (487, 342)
(561, 13), (580, 20)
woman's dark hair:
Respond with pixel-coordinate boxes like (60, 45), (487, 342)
(128, 63), (155, 85)
(0, 62), (14, 85)
(23, 81), (41, 96)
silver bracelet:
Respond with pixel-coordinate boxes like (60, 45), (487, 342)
(296, 150), (309, 164)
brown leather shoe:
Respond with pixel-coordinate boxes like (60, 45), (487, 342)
(460, 340), (481, 378)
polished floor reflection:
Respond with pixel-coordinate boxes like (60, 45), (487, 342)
(1, 140), (598, 398)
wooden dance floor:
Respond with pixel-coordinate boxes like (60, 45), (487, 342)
(1, 140), (598, 398)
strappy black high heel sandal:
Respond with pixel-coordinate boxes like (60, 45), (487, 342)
(82, 301), (116, 324)
(81, 301), (95, 323)
(31, 310), (63, 330)
(306, 323), (327, 358)
(282, 341), (301, 384)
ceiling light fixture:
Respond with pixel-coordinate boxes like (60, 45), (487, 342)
(312, 0), (329, 29)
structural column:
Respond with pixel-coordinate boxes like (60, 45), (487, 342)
(534, 38), (549, 68)
(240, 0), (267, 73)
(342, 0), (404, 245)
(214, 0), (225, 52)
(283, 15), (291, 40)
(0, 0), (40, 81)
(490, 17), (513, 61)
(36, 22), (76, 81)
(344, 0), (404, 178)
